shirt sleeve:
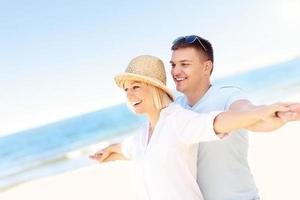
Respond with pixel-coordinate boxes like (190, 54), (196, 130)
(121, 134), (138, 159)
(224, 87), (250, 111)
(173, 105), (222, 144)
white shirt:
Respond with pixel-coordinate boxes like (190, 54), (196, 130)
(122, 103), (221, 200)
(176, 85), (259, 200)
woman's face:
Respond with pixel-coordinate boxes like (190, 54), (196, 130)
(124, 81), (155, 114)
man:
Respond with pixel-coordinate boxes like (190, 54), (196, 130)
(90, 35), (300, 199)
(169, 35), (299, 200)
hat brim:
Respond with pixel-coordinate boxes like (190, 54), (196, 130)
(114, 72), (175, 101)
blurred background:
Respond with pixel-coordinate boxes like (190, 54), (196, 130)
(0, 0), (300, 199)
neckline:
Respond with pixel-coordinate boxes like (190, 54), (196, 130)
(144, 122), (156, 152)
(143, 104), (172, 151)
(184, 84), (215, 109)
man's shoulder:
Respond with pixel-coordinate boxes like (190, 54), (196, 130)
(211, 85), (246, 99)
(213, 85), (244, 95)
(214, 85), (249, 110)
(174, 85), (243, 100)
(174, 85), (249, 111)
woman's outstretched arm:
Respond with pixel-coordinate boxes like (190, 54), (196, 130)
(213, 103), (294, 134)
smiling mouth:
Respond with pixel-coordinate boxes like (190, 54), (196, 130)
(132, 100), (143, 107)
(174, 77), (187, 82)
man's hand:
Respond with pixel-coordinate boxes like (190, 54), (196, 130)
(247, 103), (299, 132)
(286, 103), (300, 120)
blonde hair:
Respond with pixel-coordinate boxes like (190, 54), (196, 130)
(146, 83), (173, 110)
(120, 80), (173, 110)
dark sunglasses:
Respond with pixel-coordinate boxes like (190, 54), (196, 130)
(173, 35), (207, 51)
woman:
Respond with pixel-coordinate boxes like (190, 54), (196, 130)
(90, 55), (296, 200)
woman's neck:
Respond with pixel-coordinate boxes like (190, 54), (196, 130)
(147, 101), (172, 131)
(147, 108), (161, 130)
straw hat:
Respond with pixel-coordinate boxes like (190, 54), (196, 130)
(114, 55), (175, 101)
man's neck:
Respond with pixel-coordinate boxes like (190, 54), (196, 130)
(186, 83), (211, 107)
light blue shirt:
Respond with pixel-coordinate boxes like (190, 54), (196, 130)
(176, 85), (259, 200)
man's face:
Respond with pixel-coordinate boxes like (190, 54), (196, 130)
(170, 47), (210, 94)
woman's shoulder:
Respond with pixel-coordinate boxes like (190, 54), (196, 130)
(162, 102), (183, 113)
(162, 103), (199, 119)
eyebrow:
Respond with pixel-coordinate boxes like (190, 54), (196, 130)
(131, 81), (140, 85)
(170, 59), (192, 64)
(126, 81), (141, 87)
(124, 81), (139, 88)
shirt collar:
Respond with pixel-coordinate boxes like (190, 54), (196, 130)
(181, 85), (216, 110)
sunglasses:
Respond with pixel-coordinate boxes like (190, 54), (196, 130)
(173, 35), (207, 51)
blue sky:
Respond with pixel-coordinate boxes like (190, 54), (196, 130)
(1, 0), (300, 136)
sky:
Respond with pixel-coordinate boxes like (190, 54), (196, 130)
(1, 0), (300, 136)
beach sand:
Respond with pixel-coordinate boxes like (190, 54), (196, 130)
(249, 94), (300, 199)
(1, 95), (299, 200)
(249, 121), (300, 200)
(0, 161), (138, 200)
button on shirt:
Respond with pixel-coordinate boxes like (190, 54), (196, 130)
(122, 103), (221, 200)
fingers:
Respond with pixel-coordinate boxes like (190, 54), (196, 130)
(276, 111), (298, 122)
(273, 102), (300, 121)
(278, 103), (300, 121)
(89, 148), (111, 163)
(99, 151), (112, 162)
(104, 153), (126, 162)
(89, 152), (103, 161)
(89, 149), (104, 159)
(288, 103), (300, 112)
(275, 102), (298, 107)
(272, 102), (300, 112)
(271, 103), (290, 113)
(89, 146), (117, 163)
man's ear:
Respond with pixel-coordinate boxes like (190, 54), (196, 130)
(203, 60), (213, 76)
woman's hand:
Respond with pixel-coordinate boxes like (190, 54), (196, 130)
(215, 102), (298, 134)
(281, 103), (300, 121)
(247, 103), (299, 132)
(254, 103), (290, 121)
(89, 143), (126, 163)
(89, 147), (113, 163)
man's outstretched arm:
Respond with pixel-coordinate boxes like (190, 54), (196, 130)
(228, 100), (299, 132)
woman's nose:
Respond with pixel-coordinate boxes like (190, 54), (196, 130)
(126, 89), (133, 99)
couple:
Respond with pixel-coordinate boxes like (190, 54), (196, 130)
(90, 35), (300, 200)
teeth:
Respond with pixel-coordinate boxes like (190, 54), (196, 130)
(175, 77), (185, 81)
(132, 100), (142, 106)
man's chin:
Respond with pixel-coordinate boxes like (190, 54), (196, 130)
(176, 85), (185, 93)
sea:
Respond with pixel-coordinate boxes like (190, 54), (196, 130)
(0, 57), (300, 191)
